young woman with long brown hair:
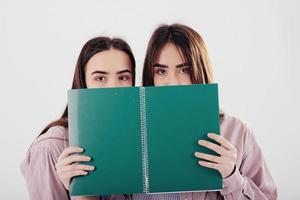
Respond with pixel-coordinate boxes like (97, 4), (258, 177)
(21, 36), (136, 200)
(141, 23), (277, 200)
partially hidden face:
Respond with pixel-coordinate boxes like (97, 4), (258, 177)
(85, 49), (133, 88)
(153, 43), (192, 86)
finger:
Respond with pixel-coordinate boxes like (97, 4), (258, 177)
(198, 140), (229, 156)
(58, 146), (84, 161)
(194, 152), (224, 164)
(198, 160), (220, 171)
(64, 170), (88, 179)
(207, 133), (235, 151)
(62, 164), (95, 172)
(63, 155), (91, 166)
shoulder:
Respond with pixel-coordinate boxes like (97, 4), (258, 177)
(32, 125), (68, 150)
(21, 126), (69, 176)
(36, 125), (68, 142)
(31, 125), (69, 156)
(220, 113), (249, 131)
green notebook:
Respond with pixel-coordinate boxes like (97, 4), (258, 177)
(68, 83), (222, 196)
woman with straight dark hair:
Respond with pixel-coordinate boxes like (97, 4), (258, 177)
(21, 36), (136, 200)
(141, 23), (277, 200)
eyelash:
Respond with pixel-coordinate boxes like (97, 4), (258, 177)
(119, 75), (130, 81)
(155, 69), (166, 75)
(95, 76), (105, 82)
(94, 75), (131, 82)
(179, 67), (189, 74)
(154, 67), (189, 75)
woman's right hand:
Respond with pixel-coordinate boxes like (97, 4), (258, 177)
(55, 146), (95, 190)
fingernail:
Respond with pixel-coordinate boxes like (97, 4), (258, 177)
(195, 152), (201, 157)
(198, 140), (204, 145)
(85, 157), (91, 161)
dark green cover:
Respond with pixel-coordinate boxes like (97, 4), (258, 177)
(68, 84), (222, 196)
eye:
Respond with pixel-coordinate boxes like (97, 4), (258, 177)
(119, 75), (130, 81)
(95, 76), (106, 82)
(155, 68), (166, 75)
(179, 66), (189, 74)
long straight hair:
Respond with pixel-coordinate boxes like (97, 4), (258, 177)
(39, 37), (136, 136)
(142, 23), (213, 86)
(142, 23), (224, 117)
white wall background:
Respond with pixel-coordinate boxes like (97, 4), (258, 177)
(1, 0), (299, 199)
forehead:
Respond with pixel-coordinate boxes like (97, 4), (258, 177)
(86, 49), (131, 72)
(156, 43), (185, 66)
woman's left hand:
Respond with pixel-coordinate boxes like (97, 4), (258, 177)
(194, 133), (237, 178)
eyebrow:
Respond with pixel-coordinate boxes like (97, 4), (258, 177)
(176, 63), (189, 68)
(116, 69), (132, 74)
(91, 70), (108, 75)
(91, 69), (131, 75)
(153, 63), (168, 68)
(153, 62), (188, 68)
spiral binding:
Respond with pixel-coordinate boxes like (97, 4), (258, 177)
(139, 87), (149, 193)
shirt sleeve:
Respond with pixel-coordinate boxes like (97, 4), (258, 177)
(21, 136), (69, 200)
(220, 125), (278, 200)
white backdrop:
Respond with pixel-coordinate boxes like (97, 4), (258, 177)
(1, 0), (299, 199)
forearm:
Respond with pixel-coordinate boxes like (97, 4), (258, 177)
(221, 168), (277, 200)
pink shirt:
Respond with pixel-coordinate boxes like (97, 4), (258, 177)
(20, 114), (278, 200)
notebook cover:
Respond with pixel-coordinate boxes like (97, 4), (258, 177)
(68, 87), (143, 196)
(145, 84), (222, 193)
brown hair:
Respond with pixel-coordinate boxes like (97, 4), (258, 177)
(39, 36), (136, 136)
(142, 23), (224, 117)
(142, 23), (214, 86)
